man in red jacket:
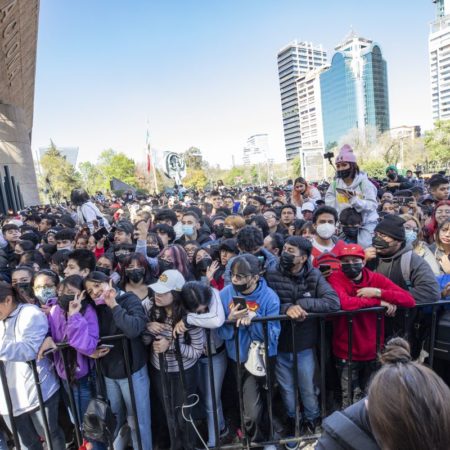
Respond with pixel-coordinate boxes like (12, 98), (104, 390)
(328, 243), (415, 408)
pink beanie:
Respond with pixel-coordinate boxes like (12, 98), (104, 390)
(335, 144), (357, 164)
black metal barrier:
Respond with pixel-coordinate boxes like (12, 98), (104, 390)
(1, 301), (449, 450)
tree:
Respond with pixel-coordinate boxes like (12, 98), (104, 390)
(97, 149), (138, 189)
(290, 156), (301, 179)
(39, 141), (80, 202)
(424, 120), (450, 164)
(359, 160), (386, 179)
(78, 161), (107, 194)
(183, 167), (209, 190)
(223, 166), (246, 185)
(184, 147), (203, 170)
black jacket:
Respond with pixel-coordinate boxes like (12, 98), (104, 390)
(96, 291), (148, 379)
(316, 399), (379, 450)
(265, 261), (340, 352)
(175, 231), (212, 246)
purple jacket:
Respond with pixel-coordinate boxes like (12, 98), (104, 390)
(48, 303), (99, 380)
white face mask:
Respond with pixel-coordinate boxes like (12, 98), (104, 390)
(316, 223), (336, 240)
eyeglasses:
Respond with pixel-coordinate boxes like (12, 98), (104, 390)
(231, 273), (250, 282)
(436, 209), (450, 215)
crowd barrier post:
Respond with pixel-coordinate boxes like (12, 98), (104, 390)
(29, 359), (54, 450)
(346, 314), (354, 407)
(158, 353), (177, 446)
(319, 318), (327, 418)
(0, 361), (21, 449)
(429, 304), (438, 367)
(262, 321), (274, 441)
(290, 320), (301, 435)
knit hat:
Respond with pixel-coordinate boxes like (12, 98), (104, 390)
(335, 144), (357, 164)
(374, 215), (406, 241)
(386, 165), (398, 174)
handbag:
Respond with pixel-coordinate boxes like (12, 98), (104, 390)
(244, 341), (266, 377)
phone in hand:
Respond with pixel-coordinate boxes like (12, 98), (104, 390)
(98, 344), (114, 349)
(319, 264), (331, 273)
(43, 348), (57, 357)
(232, 296), (247, 311)
(336, 188), (355, 196)
(93, 227), (108, 241)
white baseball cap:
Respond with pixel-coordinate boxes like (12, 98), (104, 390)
(301, 202), (315, 213)
(150, 270), (185, 294)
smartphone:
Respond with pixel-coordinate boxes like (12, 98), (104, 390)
(336, 188), (355, 196)
(232, 296), (247, 311)
(98, 344), (114, 349)
(93, 227), (108, 241)
(319, 264), (331, 273)
(43, 348), (57, 357)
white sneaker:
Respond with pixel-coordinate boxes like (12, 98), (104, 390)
(263, 445), (277, 450)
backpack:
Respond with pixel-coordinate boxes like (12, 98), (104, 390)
(399, 250), (413, 291)
(83, 397), (116, 444)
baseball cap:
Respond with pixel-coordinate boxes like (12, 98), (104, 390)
(301, 202), (315, 213)
(338, 243), (365, 259)
(150, 270), (185, 294)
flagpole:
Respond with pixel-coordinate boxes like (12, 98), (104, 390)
(151, 147), (159, 194)
(146, 122), (159, 194)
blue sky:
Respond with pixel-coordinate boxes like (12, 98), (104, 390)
(33, 0), (436, 168)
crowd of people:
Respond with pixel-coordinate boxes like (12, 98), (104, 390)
(0, 144), (449, 450)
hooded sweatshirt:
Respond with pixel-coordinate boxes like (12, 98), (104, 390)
(217, 278), (280, 362)
(325, 172), (378, 226)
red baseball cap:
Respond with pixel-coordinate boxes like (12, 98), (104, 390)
(338, 243), (365, 259)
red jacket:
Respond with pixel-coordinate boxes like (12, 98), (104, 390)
(311, 239), (346, 273)
(328, 268), (415, 361)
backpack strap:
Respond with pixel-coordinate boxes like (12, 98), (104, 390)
(400, 251), (413, 290)
(323, 410), (379, 450)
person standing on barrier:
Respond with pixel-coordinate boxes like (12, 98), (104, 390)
(84, 271), (152, 450)
(265, 236), (340, 435)
(328, 243), (415, 408)
(37, 275), (105, 450)
(218, 254), (281, 448)
(144, 270), (204, 450)
(173, 281), (228, 447)
(0, 282), (66, 450)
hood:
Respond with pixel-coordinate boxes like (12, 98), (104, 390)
(378, 242), (411, 262)
(232, 277), (270, 300)
(344, 171), (369, 189)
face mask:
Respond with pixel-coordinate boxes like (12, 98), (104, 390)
(197, 257), (212, 272)
(35, 287), (57, 305)
(16, 282), (32, 294)
(182, 225), (195, 236)
(223, 228), (234, 238)
(126, 268), (145, 283)
(59, 293), (75, 311)
(372, 236), (390, 249)
(232, 281), (251, 294)
(405, 229), (417, 244)
(387, 173), (397, 181)
(343, 226), (359, 239)
(316, 223), (336, 240)
(96, 266), (111, 276)
(94, 295), (106, 306)
(341, 262), (364, 279)
(280, 252), (296, 271)
(213, 224), (224, 238)
(336, 169), (351, 179)
(146, 247), (160, 258)
(158, 258), (174, 273)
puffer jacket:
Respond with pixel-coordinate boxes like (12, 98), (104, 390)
(265, 261), (340, 352)
(0, 303), (60, 416)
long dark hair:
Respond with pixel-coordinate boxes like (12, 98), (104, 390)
(149, 290), (184, 327)
(119, 252), (154, 288)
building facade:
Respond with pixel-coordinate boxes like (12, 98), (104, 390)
(277, 41), (327, 161)
(242, 134), (270, 166)
(296, 66), (329, 180)
(320, 34), (390, 149)
(429, 0), (450, 121)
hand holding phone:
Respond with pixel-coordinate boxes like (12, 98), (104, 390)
(232, 296), (247, 311)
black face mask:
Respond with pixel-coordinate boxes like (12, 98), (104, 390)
(197, 257), (212, 272)
(387, 173), (397, 181)
(16, 282), (32, 295)
(158, 258), (174, 273)
(223, 228), (234, 239)
(96, 266), (111, 276)
(341, 262), (364, 279)
(280, 252), (296, 271)
(59, 294), (75, 311)
(146, 247), (160, 258)
(343, 226), (359, 239)
(232, 281), (251, 294)
(372, 236), (390, 249)
(336, 169), (351, 179)
(126, 268), (145, 283)
(213, 224), (224, 239)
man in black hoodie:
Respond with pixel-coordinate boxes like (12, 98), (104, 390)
(266, 236), (340, 434)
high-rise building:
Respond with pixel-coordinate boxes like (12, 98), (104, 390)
(296, 66), (329, 180)
(429, 0), (450, 121)
(242, 134), (270, 166)
(277, 41), (327, 161)
(320, 33), (390, 149)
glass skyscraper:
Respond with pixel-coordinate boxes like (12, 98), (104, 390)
(320, 34), (390, 149)
(277, 41), (327, 161)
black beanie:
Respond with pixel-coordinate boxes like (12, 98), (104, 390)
(374, 215), (406, 241)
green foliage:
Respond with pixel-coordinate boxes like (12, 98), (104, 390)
(97, 149), (138, 189)
(78, 161), (107, 194)
(360, 160), (386, 179)
(424, 120), (450, 164)
(223, 166), (246, 185)
(183, 167), (209, 190)
(39, 141), (80, 202)
(184, 147), (203, 170)
(290, 156), (301, 179)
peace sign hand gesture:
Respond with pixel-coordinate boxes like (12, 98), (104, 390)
(103, 281), (118, 309)
(68, 290), (86, 317)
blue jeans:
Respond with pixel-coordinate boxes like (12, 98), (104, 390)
(104, 365), (152, 450)
(5, 390), (66, 450)
(275, 350), (320, 422)
(62, 374), (106, 450)
(198, 350), (227, 446)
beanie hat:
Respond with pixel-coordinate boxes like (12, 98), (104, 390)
(374, 215), (406, 241)
(335, 144), (357, 164)
(386, 165), (398, 174)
